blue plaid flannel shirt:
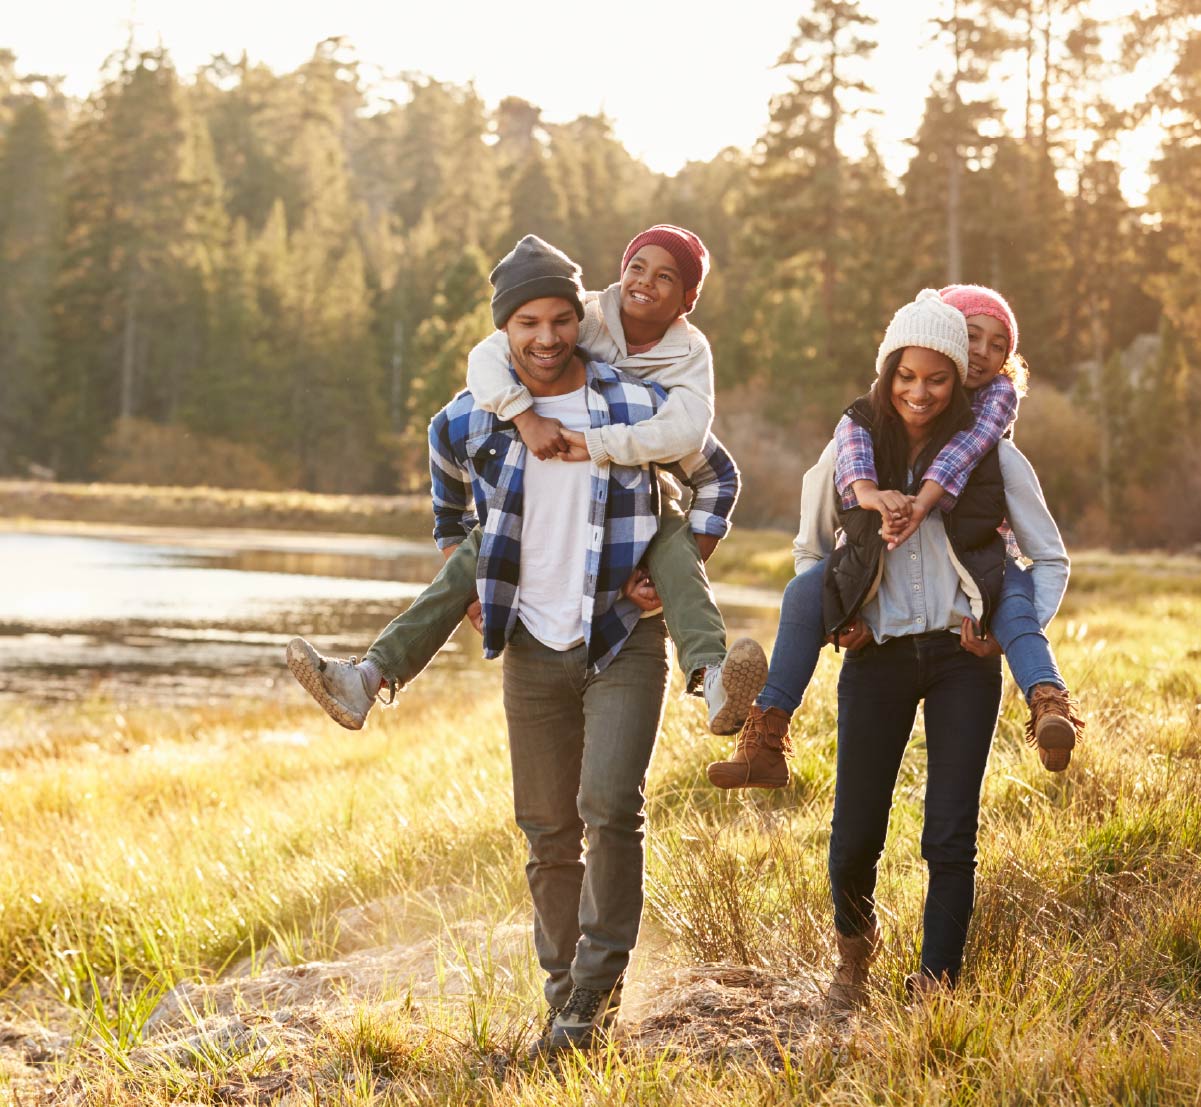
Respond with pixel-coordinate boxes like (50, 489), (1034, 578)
(428, 359), (740, 674)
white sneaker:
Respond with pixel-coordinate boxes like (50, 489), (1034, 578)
(286, 637), (375, 730)
(704, 637), (768, 735)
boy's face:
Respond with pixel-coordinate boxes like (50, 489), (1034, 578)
(964, 314), (1008, 390)
(620, 244), (686, 331)
(503, 296), (583, 396)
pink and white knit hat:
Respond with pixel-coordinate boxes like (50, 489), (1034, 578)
(939, 284), (1018, 357)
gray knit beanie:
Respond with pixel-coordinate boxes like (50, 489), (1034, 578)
(876, 288), (970, 382)
(489, 235), (586, 328)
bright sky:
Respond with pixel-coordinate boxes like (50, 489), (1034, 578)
(4, 0), (1177, 200)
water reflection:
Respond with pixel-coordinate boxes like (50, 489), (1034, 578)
(0, 525), (781, 707)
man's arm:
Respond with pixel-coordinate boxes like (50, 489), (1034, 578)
(428, 410), (478, 550)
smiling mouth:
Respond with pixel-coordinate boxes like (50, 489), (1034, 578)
(902, 399), (934, 413)
(530, 348), (564, 365)
(628, 291), (654, 305)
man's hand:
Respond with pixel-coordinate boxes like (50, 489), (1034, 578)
(465, 597), (483, 635)
(513, 409), (568, 459)
(558, 428), (592, 462)
(960, 617), (1001, 657)
(694, 532), (719, 562)
(829, 620), (872, 651)
(622, 567), (662, 611)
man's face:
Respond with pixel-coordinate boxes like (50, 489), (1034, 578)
(504, 297), (582, 395)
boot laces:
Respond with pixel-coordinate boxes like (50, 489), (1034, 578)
(736, 710), (793, 756)
(561, 986), (607, 1023)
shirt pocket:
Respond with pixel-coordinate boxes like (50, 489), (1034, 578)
(610, 463), (649, 492)
(466, 429), (516, 487)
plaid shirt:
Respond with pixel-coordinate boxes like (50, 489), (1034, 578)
(834, 374), (1019, 511)
(428, 359), (739, 674)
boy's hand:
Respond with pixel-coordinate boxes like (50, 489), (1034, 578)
(959, 617), (1001, 657)
(558, 429), (592, 462)
(513, 410), (568, 459)
(622, 567), (662, 611)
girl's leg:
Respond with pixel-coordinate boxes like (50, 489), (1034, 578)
(990, 559), (1063, 697)
(756, 559), (828, 715)
(990, 559), (1081, 772)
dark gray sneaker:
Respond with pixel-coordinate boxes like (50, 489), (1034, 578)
(526, 1005), (562, 1062)
(545, 984), (621, 1055)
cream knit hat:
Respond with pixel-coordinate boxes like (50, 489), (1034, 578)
(876, 289), (970, 382)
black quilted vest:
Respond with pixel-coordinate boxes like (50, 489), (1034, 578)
(822, 397), (1006, 639)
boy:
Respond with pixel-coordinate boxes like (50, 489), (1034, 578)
(288, 228), (765, 735)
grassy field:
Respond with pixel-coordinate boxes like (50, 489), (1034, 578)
(1, 551), (1199, 1103)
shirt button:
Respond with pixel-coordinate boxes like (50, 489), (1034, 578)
(489, 448), (497, 455)
(913, 584), (921, 591)
(910, 552), (918, 560)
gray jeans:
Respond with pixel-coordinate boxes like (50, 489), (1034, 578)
(502, 615), (670, 1009)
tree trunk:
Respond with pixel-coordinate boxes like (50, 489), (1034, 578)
(120, 279), (138, 419)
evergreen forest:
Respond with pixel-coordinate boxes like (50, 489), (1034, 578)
(2, 0), (1199, 545)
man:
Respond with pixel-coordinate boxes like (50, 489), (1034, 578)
(427, 235), (740, 1056)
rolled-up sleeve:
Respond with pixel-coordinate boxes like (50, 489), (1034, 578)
(665, 433), (740, 538)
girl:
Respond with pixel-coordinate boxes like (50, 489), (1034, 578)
(707, 284), (1081, 790)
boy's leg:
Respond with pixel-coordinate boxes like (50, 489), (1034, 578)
(286, 528), (482, 729)
(364, 527), (483, 688)
(990, 559), (1082, 772)
(707, 559), (827, 791)
(644, 502), (766, 735)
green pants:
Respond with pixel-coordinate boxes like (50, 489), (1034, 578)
(364, 502), (728, 691)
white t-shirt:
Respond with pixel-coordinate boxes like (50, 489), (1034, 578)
(517, 386), (593, 650)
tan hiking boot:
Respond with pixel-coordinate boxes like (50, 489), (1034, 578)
(904, 970), (952, 1007)
(1025, 684), (1084, 772)
(824, 924), (879, 1015)
(286, 637), (377, 730)
(706, 705), (792, 789)
(704, 637), (769, 735)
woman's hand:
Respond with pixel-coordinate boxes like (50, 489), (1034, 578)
(881, 500), (928, 549)
(959, 617), (1001, 657)
(857, 485), (913, 523)
(829, 620), (872, 651)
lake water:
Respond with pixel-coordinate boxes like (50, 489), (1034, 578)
(0, 524), (781, 707)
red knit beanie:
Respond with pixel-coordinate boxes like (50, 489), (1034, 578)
(939, 284), (1018, 356)
(621, 224), (710, 313)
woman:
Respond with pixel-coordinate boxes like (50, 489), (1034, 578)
(793, 290), (1069, 1007)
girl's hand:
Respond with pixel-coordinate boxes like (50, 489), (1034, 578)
(881, 500), (928, 549)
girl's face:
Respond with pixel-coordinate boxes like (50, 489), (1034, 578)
(890, 346), (957, 439)
(964, 313), (1009, 390)
(620, 244), (686, 327)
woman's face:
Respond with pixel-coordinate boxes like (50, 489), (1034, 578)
(890, 346), (957, 440)
(964, 313), (1009, 390)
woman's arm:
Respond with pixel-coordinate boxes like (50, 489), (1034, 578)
(997, 440), (1069, 627)
(793, 439), (841, 575)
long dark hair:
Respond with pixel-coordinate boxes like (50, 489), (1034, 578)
(868, 347), (972, 492)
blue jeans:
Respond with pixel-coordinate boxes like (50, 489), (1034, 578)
(990, 559), (1064, 697)
(829, 632), (1002, 983)
(756, 559), (827, 715)
(757, 556), (1063, 716)
(502, 616), (670, 1009)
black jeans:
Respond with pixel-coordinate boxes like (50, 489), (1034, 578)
(829, 632), (1002, 983)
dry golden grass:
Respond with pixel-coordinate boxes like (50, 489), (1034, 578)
(0, 553), (1198, 1103)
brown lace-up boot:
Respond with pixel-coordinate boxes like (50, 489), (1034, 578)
(1026, 684), (1084, 772)
(706, 705), (792, 789)
(824, 924), (879, 1015)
